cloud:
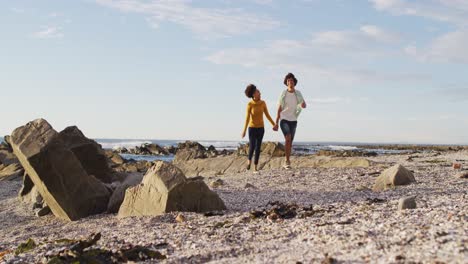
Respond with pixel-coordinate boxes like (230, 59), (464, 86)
(435, 86), (468, 102)
(94, 0), (280, 38)
(310, 97), (352, 104)
(10, 7), (25, 14)
(205, 26), (423, 87)
(360, 25), (401, 43)
(49, 12), (64, 18)
(252, 0), (273, 4)
(369, 0), (468, 26)
(32, 26), (64, 39)
(404, 30), (468, 63)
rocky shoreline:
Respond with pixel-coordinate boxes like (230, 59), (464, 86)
(0, 119), (467, 263)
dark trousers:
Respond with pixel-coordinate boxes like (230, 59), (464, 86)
(248, 127), (265, 165)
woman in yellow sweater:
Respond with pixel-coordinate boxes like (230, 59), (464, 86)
(242, 84), (275, 172)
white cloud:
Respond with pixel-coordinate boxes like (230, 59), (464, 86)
(360, 25), (401, 43)
(369, 0), (468, 26)
(10, 7), (25, 14)
(205, 25), (422, 87)
(252, 0), (273, 4)
(310, 97), (352, 104)
(310, 26), (401, 53)
(94, 0), (280, 38)
(404, 30), (468, 63)
(32, 26), (64, 39)
(49, 12), (63, 18)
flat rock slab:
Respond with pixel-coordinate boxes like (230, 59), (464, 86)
(118, 161), (226, 217)
(10, 119), (110, 221)
(175, 155), (371, 177)
(0, 163), (24, 181)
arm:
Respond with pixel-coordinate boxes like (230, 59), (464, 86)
(273, 105), (282, 131)
(263, 102), (275, 127)
(298, 90), (306, 108)
(242, 104), (251, 138)
(275, 105), (282, 125)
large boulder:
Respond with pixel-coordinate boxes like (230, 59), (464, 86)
(59, 126), (114, 183)
(107, 172), (144, 213)
(10, 119), (110, 221)
(373, 164), (416, 192)
(173, 141), (207, 163)
(237, 142), (285, 157)
(118, 161), (226, 217)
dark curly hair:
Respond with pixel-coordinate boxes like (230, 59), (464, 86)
(283, 72), (298, 86)
(244, 84), (257, 98)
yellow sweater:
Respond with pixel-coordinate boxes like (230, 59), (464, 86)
(243, 100), (275, 132)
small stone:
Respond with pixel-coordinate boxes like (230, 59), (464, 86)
(455, 171), (468, 179)
(452, 163), (462, 170)
(209, 179), (224, 188)
(398, 196), (417, 210)
(175, 213), (186, 223)
(244, 183), (256, 189)
(36, 206), (51, 217)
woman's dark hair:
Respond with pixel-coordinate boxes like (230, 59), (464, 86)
(283, 72), (298, 86)
(245, 84), (257, 98)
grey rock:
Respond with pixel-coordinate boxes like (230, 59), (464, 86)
(455, 171), (468, 179)
(118, 161), (226, 217)
(59, 126), (114, 183)
(36, 206), (51, 217)
(398, 196), (417, 210)
(107, 173), (144, 213)
(209, 179), (224, 188)
(0, 163), (24, 181)
(373, 164), (416, 191)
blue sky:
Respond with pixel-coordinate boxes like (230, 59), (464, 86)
(1, 0), (467, 144)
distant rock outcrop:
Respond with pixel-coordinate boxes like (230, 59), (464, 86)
(173, 141), (208, 163)
(237, 142), (285, 157)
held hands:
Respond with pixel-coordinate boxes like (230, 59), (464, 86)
(272, 124), (279, 131)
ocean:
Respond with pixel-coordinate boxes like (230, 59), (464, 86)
(0, 137), (411, 162)
(95, 139), (409, 162)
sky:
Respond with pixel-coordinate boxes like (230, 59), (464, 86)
(1, 0), (467, 144)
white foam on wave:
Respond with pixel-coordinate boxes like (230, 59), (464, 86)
(97, 140), (152, 150)
(327, 145), (358, 151)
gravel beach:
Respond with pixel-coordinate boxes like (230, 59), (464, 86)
(1, 151), (467, 263)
